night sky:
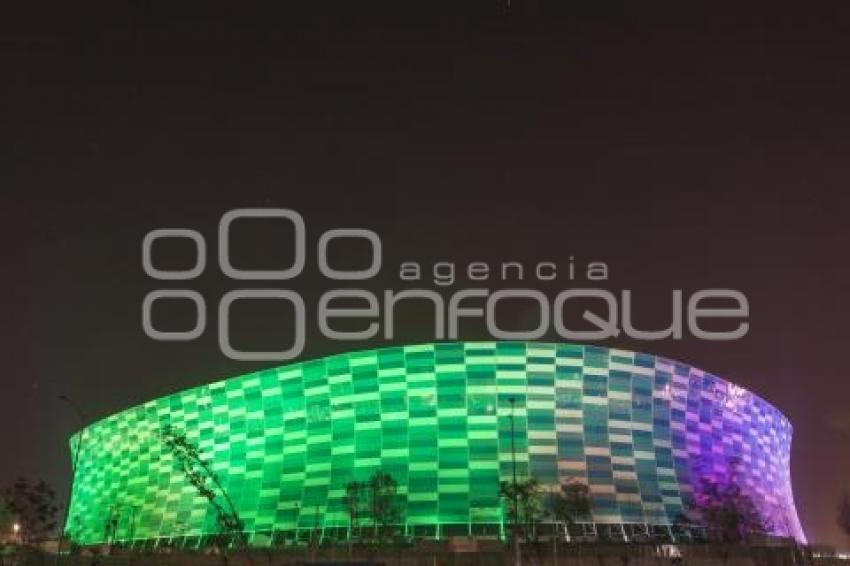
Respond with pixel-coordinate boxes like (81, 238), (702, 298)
(3, 2), (850, 549)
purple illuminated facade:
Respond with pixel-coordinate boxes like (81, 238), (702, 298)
(663, 361), (805, 542)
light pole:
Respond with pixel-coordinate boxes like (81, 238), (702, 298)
(508, 396), (520, 566)
(56, 395), (85, 565)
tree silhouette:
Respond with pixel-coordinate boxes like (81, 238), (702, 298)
(689, 476), (770, 544)
(0, 498), (11, 536)
(838, 492), (850, 546)
(547, 480), (591, 534)
(158, 426), (246, 554)
(500, 477), (544, 541)
(1, 478), (59, 544)
(368, 471), (400, 540)
(343, 472), (402, 543)
(344, 480), (365, 543)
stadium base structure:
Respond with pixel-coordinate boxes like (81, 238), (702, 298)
(65, 342), (806, 545)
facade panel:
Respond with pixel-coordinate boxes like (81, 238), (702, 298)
(65, 342), (806, 544)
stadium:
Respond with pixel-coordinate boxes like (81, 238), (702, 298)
(64, 342), (806, 546)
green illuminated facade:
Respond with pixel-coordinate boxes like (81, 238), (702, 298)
(66, 342), (805, 545)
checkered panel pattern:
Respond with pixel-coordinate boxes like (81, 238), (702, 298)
(66, 342), (805, 544)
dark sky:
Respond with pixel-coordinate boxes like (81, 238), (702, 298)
(3, 1), (850, 549)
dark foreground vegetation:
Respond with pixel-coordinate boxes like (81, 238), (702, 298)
(0, 540), (845, 566)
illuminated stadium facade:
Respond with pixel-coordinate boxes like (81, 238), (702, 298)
(65, 342), (806, 545)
